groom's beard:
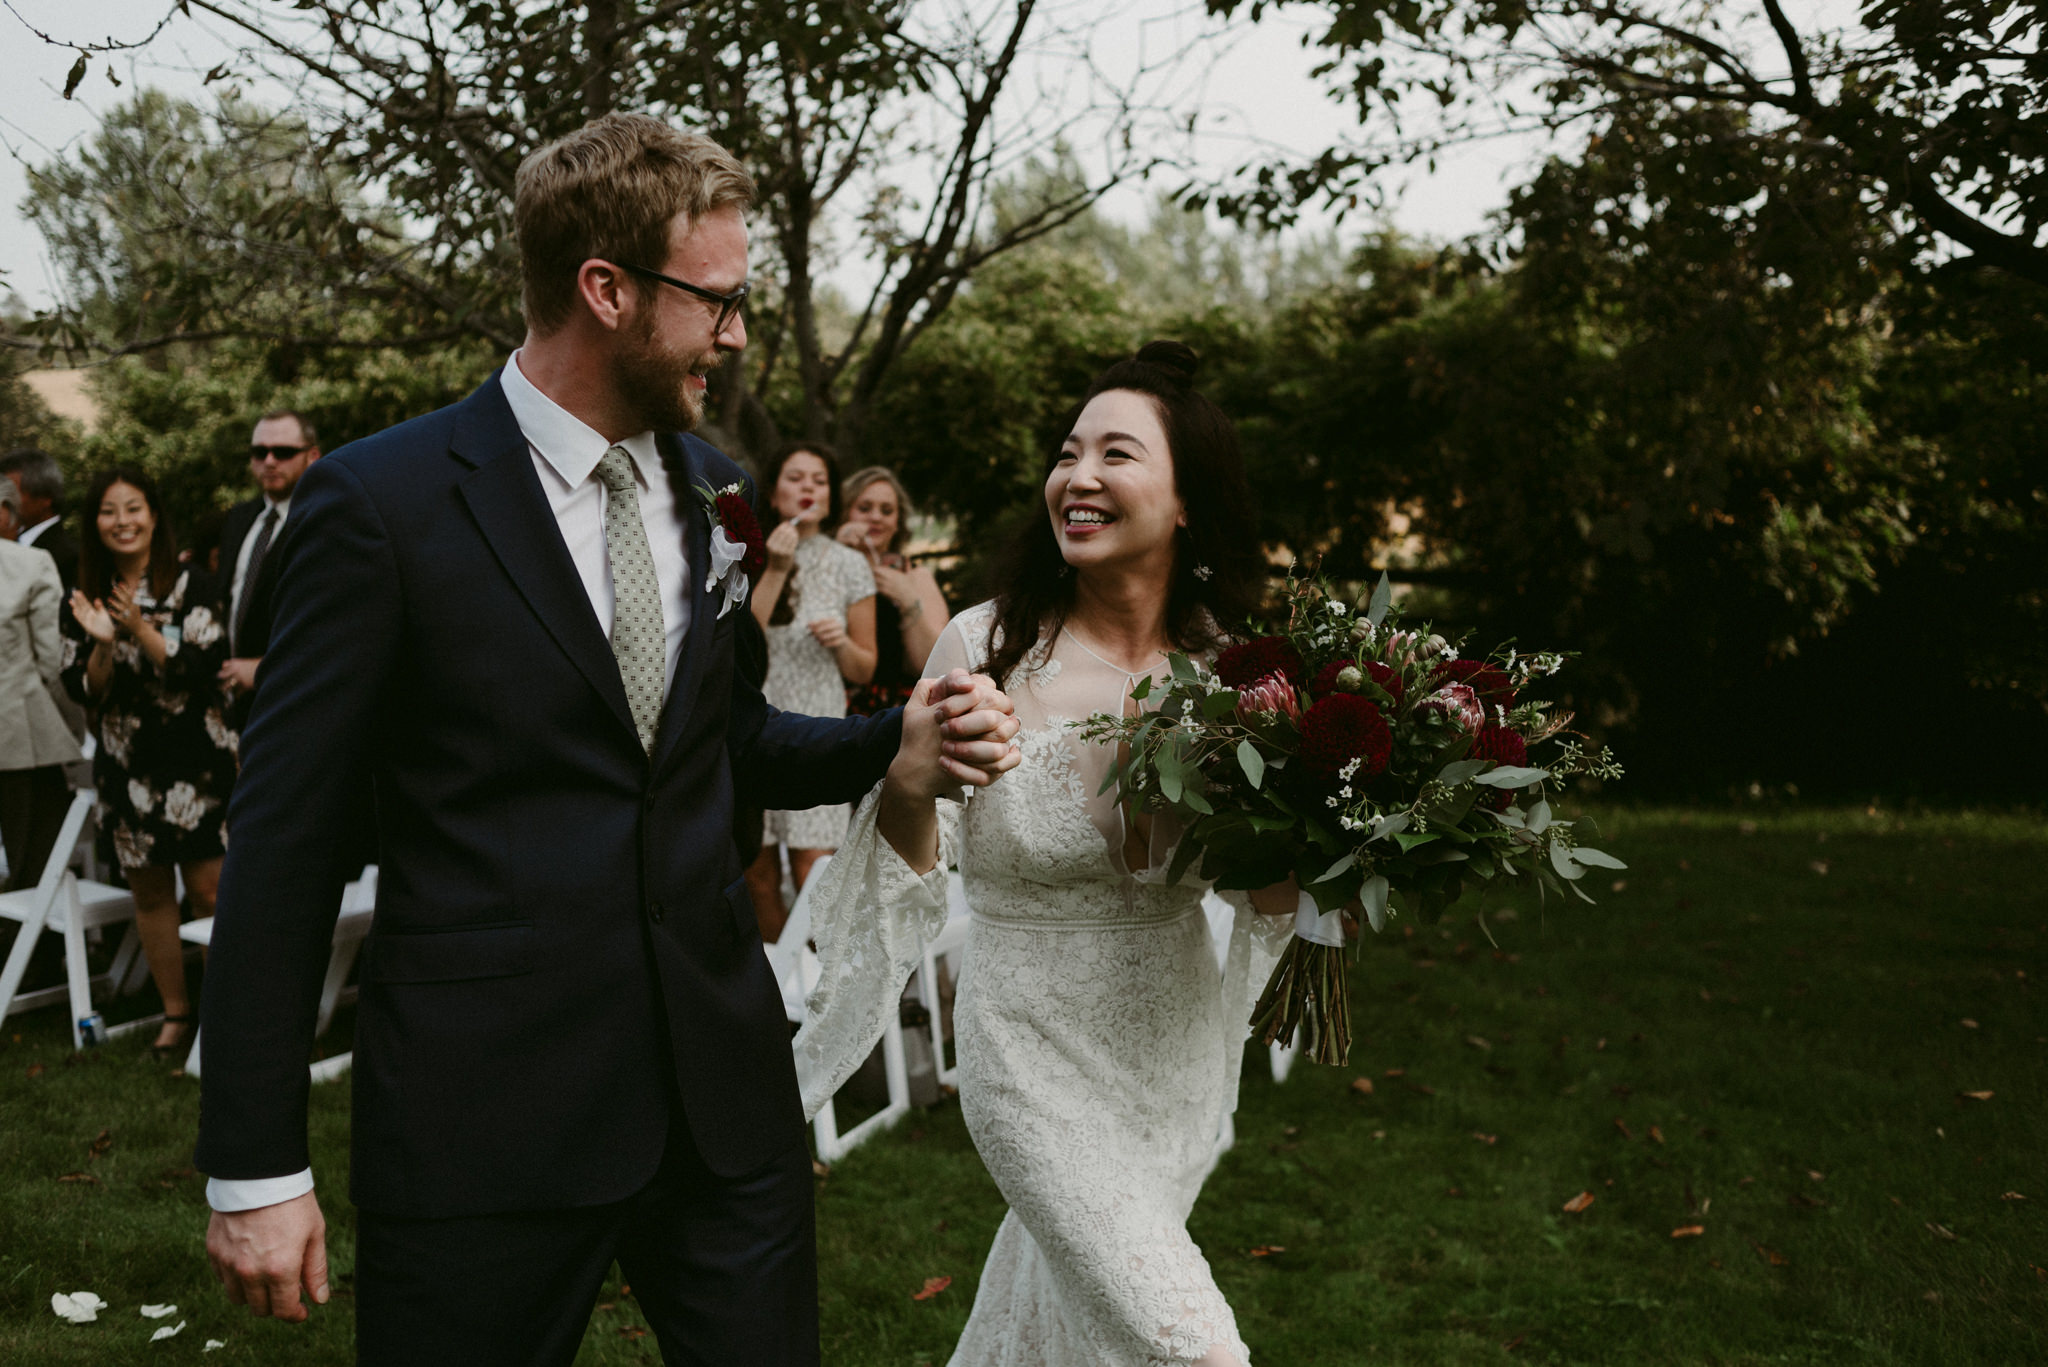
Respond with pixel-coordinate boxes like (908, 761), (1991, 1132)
(617, 314), (717, 434)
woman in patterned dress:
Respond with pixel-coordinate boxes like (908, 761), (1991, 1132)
(60, 467), (236, 1057)
(836, 465), (950, 717)
(743, 442), (878, 941)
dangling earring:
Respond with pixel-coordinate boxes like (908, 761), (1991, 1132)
(1180, 523), (1211, 581)
(1193, 563), (1213, 581)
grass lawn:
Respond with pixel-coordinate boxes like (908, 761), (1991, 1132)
(2, 805), (2042, 1364)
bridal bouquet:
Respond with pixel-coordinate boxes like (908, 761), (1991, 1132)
(1075, 572), (1625, 1066)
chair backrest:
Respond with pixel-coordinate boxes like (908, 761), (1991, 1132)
(32, 791), (96, 904)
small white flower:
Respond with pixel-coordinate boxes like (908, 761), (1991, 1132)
(1330, 601), (1346, 615)
(1339, 785), (1354, 798)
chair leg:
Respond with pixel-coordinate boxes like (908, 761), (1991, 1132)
(0, 893), (54, 1023)
(315, 937), (364, 1036)
(61, 878), (94, 1049)
(183, 1026), (203, 1078)
(109, 924), (148, 997)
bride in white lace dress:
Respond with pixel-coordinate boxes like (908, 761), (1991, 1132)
(794, 343), (1298, 1366)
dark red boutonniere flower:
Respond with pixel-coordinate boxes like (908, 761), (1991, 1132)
(1216, 637), (1306, 689)
(1299, 694), (1393, 781)
(715, 492), (768, 577)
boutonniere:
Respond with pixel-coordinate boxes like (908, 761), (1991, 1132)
(696, 481), (768, 619)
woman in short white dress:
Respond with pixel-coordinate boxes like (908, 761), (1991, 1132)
(744, 441), (879, 940)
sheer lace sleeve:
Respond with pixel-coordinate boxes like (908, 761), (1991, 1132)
(792, 782), (964, 1120)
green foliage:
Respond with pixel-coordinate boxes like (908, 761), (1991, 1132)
(0, 345), (71, 456)
(74, 336), (495, 540)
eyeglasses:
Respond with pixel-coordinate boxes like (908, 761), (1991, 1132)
(250, 444), (313, 463)
(618, 263), (750, 336)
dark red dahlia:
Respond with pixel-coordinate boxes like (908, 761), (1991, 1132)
(1432, 658), (1516, 707)
(716, 493), (768, 576)
(1298, 694), (1392, 781)
(1470, 723), (1529, 811)
(1364, 661), (1405, 708)
(1216, 637), (1305, 688)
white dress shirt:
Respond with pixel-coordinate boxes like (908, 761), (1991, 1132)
(207, 353), (698, 1215)
(228, 493), (292, 655)
(17, 515), (57, 549)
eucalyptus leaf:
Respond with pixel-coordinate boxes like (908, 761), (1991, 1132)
(1365, 571), (1393, 627)
(1549, 842), (1586, 881)
(1369, 812), (1411, 842)
(1312, 852), (1356, 884)
(1394, 831), (1440, 852)
(1474, 765), (1552, 788)
(1203, 690), (1241, 719)
(1130, 674), (1153, 702)
(1439, 758), (1489, 785)
(1527, 799), (1553, 834)
(1361, 874), (1390, 932)
(1169, 653), (1199, 685)
(1237, 740), (1265, 789)
(1182, 786), (1214, 815)
(1493, 807), (1526, 828)
(1571, 846), (1628, 869)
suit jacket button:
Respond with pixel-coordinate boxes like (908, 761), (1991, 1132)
(648, 901), (666, 923)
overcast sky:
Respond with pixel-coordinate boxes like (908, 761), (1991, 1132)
(0, 0), (1555, 316)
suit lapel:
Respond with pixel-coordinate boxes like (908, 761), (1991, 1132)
(650, 433), (717, 775)
(452, 374), (639, 749)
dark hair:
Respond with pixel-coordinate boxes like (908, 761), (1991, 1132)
(757, 440), (847, 627)
(79, 466), (180, 601)
(256, 409), (318, 447)
(0, 448), (65, 510)
(984, 340), (1265, 688)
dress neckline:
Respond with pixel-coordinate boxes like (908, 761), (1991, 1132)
(1057, 624), (1169, 680)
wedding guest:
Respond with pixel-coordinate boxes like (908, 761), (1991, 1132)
(835, 465), (950, 716)
(745, 441), (877, 939)
(60, 467), (237, 1058)
(1, 449), (79, 593)
(0, 475), (82, 892)
(218, 410), (323, 719)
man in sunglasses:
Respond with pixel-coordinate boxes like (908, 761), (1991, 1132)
(218, 411), (322, 718)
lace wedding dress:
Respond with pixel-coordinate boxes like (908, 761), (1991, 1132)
(795, 601), (1291, 1365)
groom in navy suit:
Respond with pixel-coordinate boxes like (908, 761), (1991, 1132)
(195, 115), (1020, 1366)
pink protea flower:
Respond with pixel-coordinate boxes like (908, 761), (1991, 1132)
(1235, 671), (1302, 725)
(1416, 682), (1484, 732)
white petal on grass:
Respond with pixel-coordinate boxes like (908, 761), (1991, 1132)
(51, 1291), (107, 1323)
(204, 1341), (226, 1353)
(140, 1304), (178, 1319)
(150, 1320), (187, 1343)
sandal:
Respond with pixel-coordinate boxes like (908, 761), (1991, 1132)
(150, 1013), (196, 1060)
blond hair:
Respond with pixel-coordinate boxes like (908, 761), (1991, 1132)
(515, 113), (755, 334)
(841, 465), (917, 555)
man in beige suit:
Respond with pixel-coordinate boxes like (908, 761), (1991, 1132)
(0, 475), (82, 892)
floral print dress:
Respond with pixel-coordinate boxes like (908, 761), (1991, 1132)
(60, 570), (238, 871)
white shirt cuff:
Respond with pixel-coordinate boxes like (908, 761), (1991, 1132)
(207, 1169), (315, 1213)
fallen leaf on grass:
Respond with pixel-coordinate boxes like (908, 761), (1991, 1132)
(1671, 1225), (1705, 1238)
(26, 1063), (43, 1079)
(56, 1172), (99, 1185)
(1563, 1191), (1596, 1214)
(150, 1320), (187, 1343)
(1473, 1132), (1498, 1146)
(619, 1327), (648, 1340)
(1809, 860), (1830, 875)
(1789, 1193), (1827, 1209)
(1465, 1035), (1491, 1051)
(88, 1128), (113, 1158)
(1613, 1118), (1634, 1140)
(1248, 1246), (1286, 1257)
(1446, 1187), (1464, 1198)
(1958, 1091), (1994, 1102)
(1648, 1125), (1665, 1146)
(1383, 1068), (1406, 1078)
(1370, 1130), (1386, 1141)
(1808, 1170), (1826, 1181)
(912, 1276), (953, 1300)
(1959, 1019), (1978, 1029)
(1502, 1333), (1526, 1351)
(594, 1303), (615, 1312)
(2001, 1192), (2027, 1201)
(1926, 1222), (1957, 1241)
(1749, 1242), (1788, 1266)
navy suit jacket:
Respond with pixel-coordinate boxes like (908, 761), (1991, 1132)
(195, 373), (901, 1216)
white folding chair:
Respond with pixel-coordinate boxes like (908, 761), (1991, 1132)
(0, 790), (150, 1049)
(178, 865), (378, 1084)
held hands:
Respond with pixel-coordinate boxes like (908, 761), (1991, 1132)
(68, 589), (117, 644)
(206, 1191), (330, 1323)
(887, 668), (1022, 802)
(219, 658), (260, 693)
(765, 519), (800, 574)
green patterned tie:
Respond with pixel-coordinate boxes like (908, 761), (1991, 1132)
(595, 447), (666, 753)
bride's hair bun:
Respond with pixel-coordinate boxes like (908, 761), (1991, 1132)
(1134, 339), (1199, 387)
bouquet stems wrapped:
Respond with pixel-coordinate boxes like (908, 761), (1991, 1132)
(1250, 894), (1351, 1064)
